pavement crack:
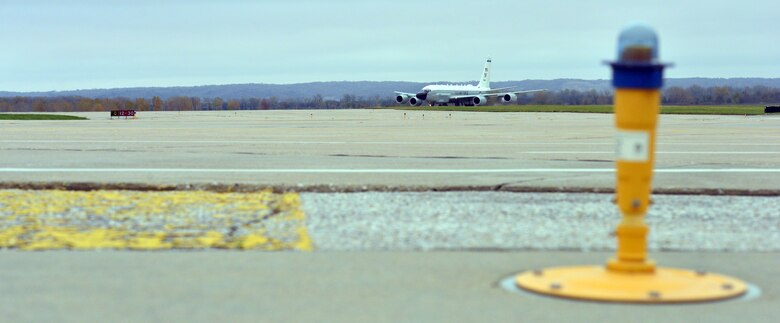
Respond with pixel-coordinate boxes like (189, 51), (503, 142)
(543, 158), (613, 163)
(492, 183), (508, 191)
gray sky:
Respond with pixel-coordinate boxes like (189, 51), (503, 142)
(1, 0), (778, 91)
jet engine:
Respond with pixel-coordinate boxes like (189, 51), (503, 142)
(395, 94), (409, 104)
(472, 95), (487, 106)
(500, 93), (517, 103)
(409, 97), (424, 106)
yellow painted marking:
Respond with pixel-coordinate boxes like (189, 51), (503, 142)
(515, 265), (747, 303)
(0, 190), (313, 251)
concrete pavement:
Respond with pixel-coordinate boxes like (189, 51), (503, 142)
(0, 251), (776, 323)
(0, 110), (778, 190)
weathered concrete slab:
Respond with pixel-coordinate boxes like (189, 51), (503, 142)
(0, 110), (777, 190)
(0, 251), (776, 323)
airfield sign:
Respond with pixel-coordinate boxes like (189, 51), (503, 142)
(110, 110), (136, 119)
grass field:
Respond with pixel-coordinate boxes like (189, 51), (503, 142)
(393, 105), (766, 115)
(0, 114), (88, 120)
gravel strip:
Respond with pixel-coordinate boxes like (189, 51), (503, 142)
(303, 192), (780, 252)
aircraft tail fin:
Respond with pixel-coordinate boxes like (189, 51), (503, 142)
(477, 58), (492, 90)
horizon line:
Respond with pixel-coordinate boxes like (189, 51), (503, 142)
(2, 76), (779, 94)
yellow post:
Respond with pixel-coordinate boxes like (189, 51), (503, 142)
(606, 26), (665, 274)
(514, 24), (749, 303)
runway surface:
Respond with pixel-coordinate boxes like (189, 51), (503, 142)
(2, 110), (779, 322)
(1, 110), (778, 190)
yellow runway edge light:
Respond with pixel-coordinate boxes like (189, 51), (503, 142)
(515, 24), (748, 303)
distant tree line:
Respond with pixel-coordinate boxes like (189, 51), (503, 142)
(0, 94), (394, 112)
(518, 85), (780, 106)
(660, 85), (780, 105)
(1, 86), (778, 112)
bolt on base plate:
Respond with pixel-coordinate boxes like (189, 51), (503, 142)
(515, 265), (747, 303)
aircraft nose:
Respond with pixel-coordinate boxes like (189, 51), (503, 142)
(415, 92), (428, 100)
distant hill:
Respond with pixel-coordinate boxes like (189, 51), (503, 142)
(2, 78), (779, 100)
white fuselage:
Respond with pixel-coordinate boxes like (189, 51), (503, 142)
(421, 84), (490, 104)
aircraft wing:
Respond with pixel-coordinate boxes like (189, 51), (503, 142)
(484, 88), (547, 95)
(502, 89), (546, 95)
(485, 86), (518, 93)
(450, 89), (546, 100)
(394, 91), (417, 96)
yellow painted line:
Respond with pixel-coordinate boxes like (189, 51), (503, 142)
(0, 190), (313, 251)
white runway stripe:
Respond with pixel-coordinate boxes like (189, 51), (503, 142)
(520, 151), (780, 154)
(0, 168), (778, 173)
(1, 140), (779, 146)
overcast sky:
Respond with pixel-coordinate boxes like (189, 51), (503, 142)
(1, 0), (778, 91)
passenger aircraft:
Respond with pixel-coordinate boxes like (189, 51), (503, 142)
(394, 58), (545, 106)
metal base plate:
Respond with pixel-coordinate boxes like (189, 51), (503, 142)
(515, 266), (747, 303)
